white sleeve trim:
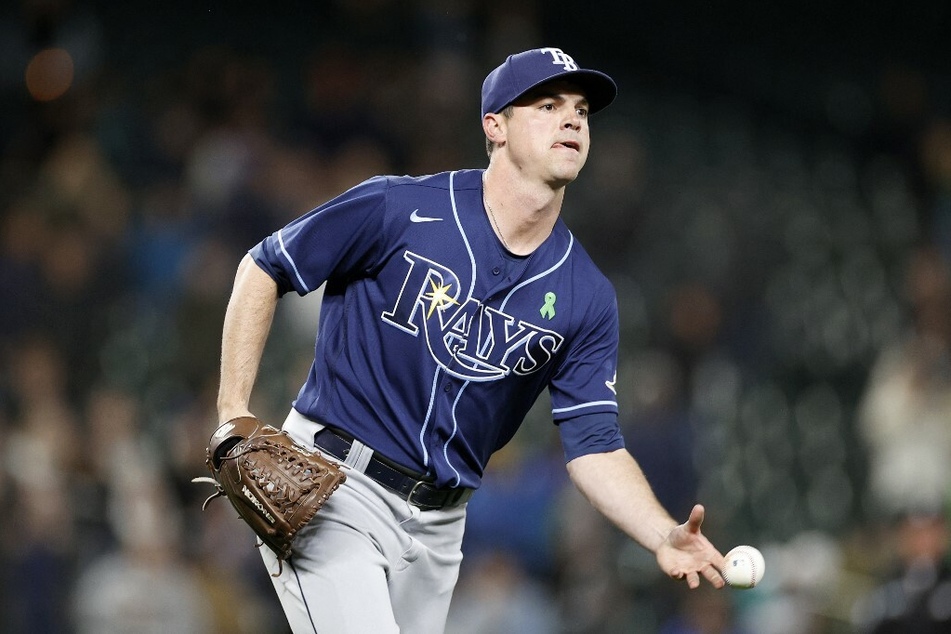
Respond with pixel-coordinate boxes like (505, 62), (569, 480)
(552, 400), (618, 414)
(277, 228), (312, 293)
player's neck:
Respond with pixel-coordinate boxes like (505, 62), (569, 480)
(482, 167), (563, 255)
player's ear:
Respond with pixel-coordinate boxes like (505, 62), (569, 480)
(483, 112), (506, 147)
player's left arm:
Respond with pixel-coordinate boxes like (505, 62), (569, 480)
(566, 448), (726, 589)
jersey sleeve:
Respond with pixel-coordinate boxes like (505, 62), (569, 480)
(551, 288), (624, 458)
(558, 412), (625, 461)
(249, 175), (388, 296)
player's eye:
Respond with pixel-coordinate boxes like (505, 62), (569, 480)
(576, 107), (588, 117)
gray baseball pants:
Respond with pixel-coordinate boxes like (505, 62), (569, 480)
(259, 410), (468, 633)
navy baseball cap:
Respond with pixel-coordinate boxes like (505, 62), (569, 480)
(481, 47), (617, 118)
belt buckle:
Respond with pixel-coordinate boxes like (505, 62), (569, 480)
(407, 479), (426, 505)
(407, 479), (436, 509)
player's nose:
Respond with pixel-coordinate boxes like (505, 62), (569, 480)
(562, 112), (582, 130)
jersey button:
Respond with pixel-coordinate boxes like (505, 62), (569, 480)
(492, 266), (501, 275)
(443, 383), (452, 392)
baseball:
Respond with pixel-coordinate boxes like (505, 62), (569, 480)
(722, 545), (766, 588)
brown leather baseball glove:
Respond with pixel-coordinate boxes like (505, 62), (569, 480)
(193, 416), (346, 571)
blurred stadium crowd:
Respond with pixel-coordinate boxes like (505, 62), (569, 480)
(1, 0), (950, 632)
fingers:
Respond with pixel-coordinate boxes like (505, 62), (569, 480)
(672, 563), (724, 590)
(686, 503), (705, 534)
(668, 504), (727, 589)
(686, 571), (700, 589)
(669, 568), (697, 588)
(702, 562), (726, 589)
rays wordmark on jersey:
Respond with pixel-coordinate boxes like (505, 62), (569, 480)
(381, 251), (564, 381)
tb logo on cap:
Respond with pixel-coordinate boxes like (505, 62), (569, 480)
(539, 47), (579, 71)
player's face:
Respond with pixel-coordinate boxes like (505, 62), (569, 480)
(505, 81), (591, 187)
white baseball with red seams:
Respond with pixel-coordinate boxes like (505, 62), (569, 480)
(723, 545), (766, 588)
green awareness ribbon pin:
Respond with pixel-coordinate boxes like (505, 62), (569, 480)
(540, 292), (556, 319)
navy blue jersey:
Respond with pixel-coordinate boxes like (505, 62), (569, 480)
(250, 169), (623, 488)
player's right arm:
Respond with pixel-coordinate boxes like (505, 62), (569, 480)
(567, 449), (725, 589)
(217, 253), (280, 424)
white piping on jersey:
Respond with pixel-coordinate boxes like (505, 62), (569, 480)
(277, 228), (311, 293)
(475, 226), (574, 359)
(419, 366), (442, 468)
(444, 382), (467, 487)
(498, 232), (574, 312)
(451, 170), (479, 298)
(552, 400), (618, 414)
(417, 171), (477, 477)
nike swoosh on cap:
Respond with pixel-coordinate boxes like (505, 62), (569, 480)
(410, 209), (443, 223)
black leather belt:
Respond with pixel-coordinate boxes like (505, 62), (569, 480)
(313, 427), (473, 511)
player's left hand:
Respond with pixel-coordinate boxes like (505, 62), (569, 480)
(656, 504), (726, 589)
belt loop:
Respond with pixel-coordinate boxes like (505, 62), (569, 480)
(344, 438), (374, 473)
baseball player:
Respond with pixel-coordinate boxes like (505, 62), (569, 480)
(216, 47), (727, 633)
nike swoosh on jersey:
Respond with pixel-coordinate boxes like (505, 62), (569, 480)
(410, 209), (443, 223)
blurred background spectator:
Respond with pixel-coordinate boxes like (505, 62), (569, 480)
(851, 509), (951, 633)
(0, 0), (949, 632)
